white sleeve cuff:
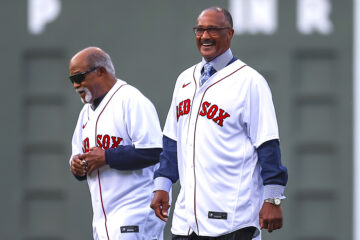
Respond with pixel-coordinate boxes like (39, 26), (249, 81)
(263, 184), (286, 199)
(153, 177), (172, 192)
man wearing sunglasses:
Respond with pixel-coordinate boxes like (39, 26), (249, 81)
(68, 47), (166, 240)
(151, 7), (288, 240)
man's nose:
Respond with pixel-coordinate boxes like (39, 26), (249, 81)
(73, 82), (81, 89)
(202, 29), (212, 38)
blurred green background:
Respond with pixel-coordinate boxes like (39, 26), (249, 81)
(0, 0), (354, 239)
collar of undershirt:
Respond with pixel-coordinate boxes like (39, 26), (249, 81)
(201, 49), (237, 74)
(201, 56), (237, 74)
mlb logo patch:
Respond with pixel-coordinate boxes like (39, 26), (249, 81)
(120, 225), (139, 233)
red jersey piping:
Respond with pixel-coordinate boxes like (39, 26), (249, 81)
(191, 64), (247, 235)
(94, 83), (128, 240)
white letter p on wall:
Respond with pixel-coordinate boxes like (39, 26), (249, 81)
(28, 0), (61, 35)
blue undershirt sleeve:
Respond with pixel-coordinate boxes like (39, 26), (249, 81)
(105, 146), (161, 170)
(257, 139), (288, 186)
(153, 135), (179, 183)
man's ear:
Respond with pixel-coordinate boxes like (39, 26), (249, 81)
(228, 28), (234, 40)
(97, 66), (107, 75)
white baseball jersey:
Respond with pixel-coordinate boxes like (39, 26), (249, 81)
(70, 79), (165, 240)
(163, 59), (279, 238)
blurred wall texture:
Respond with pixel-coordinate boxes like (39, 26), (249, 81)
(0, 0), (355, 239)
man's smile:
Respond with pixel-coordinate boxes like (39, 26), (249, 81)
(200, 39), (216, 47)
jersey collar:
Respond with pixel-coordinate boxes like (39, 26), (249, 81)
(201, 48), (233, 72)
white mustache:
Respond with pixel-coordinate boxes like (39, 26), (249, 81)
(76, 87), (87, 93)
(76, 87), (92, 103)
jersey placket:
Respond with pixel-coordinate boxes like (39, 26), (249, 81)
(82, 108), (104, 221)
(184, 67), (212, 235)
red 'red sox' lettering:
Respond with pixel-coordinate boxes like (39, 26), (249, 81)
(199, 101), (230, 127)
(83, 138), (90, 153)
(177, 99), (191, 120)
(83, 135), (123, 153)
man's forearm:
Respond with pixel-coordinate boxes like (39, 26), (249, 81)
(153, 135), (179, 187)
(105, 146), (162, 170)
(257, 139), (288, 199)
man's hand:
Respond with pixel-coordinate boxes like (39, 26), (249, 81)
(150, 190), (170, 222)
(79, 147), (106, 175)
(71, 154), (87, 176)
(259, 202), (283, 232)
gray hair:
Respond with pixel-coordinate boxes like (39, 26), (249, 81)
(87, 50), (116, 76)
(204, 7), (233, 28)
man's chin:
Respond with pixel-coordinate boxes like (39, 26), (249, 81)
(202, 54), (216, 62)
(200, 49), (216, 61)
(80, 97), (91, 104)
(79, 90), (93, 104)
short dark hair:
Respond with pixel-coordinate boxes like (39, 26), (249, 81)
(205, 7), (233, 28)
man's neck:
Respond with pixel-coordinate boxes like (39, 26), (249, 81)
(90, 78), (117, 110)
(91, 94), (106, 110)
(202, 48), (233, 72)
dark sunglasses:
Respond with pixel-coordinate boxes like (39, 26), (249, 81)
(69, 66), (99, 84)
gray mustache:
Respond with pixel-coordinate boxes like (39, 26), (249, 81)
(200, 39), (216, 45)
